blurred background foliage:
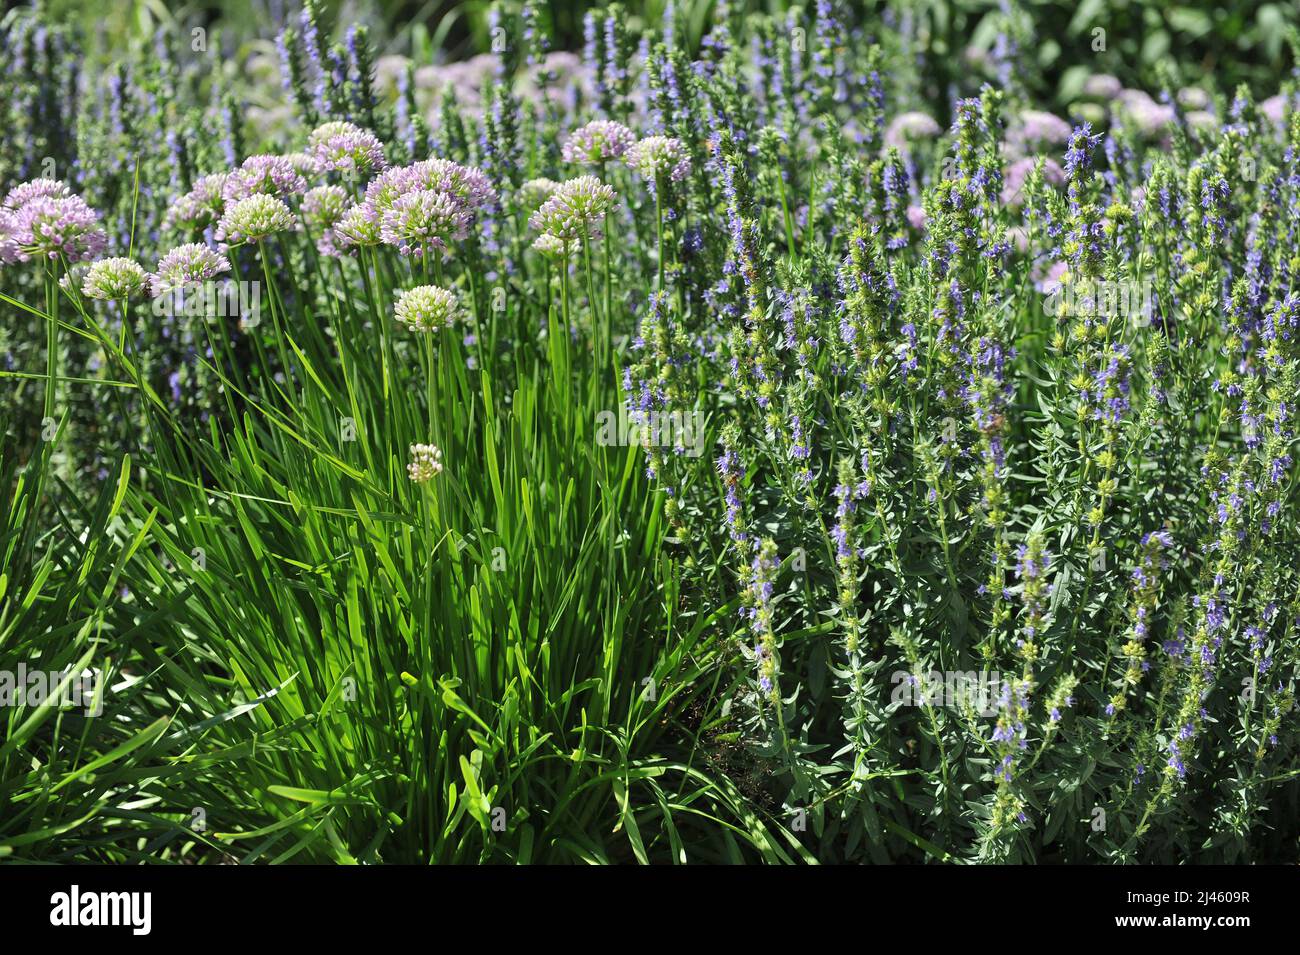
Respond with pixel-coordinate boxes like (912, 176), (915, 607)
(30, 0), (1300, 106)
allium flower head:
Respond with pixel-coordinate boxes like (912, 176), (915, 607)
(332, 203), (382, 252)
(362, 159), (496, 224)
(3, 194), (108, 263)
(562, 120), (636, 164)
(57, 262), (89, 294)
(222, 155), (309, 202)
(82, 257), (149, 300)
(1001, 156), (1065, 206)
(150, 243), (232, 296)
(519, 178), (561, 209)
(216, 194), (296, 244)
(1261, 94), (1287, 128)
(3, 178), (72, 211)
(395, 284), (460, 332)
(414, 158), (496, 212)
(283, 152), (321, 179)
(308, 121), (365, 151)
(408, 443), (444, 483)
(301, 185), (350, 232)
(380, 189), (469, 256)
(1009, 110), (1073, 153)
(530, 232), (572, 260)
(164, 174), (231, 232)
(624, 136), (690, 182)
(363, 165), (415, 215)
(1083, 74), (1122, 99)
(309, 121), (388, 178)
(1116, 90), (1175, 137)
(529, 175), (616, 241)
(1037, 260), (1070, 294)
(884, 111), (941, 150)
(1176, 87), (1210, 111)
(0, 212), (18, 264)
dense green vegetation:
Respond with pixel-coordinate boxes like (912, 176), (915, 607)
(2, 1), (1298, 863)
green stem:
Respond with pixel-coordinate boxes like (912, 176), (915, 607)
(655, 178), (665, 291)
(43, 267), (58, 443)
(258, 242), (295, 394)
(583, 231), (601, 368)
(423, 333), (438, 446)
